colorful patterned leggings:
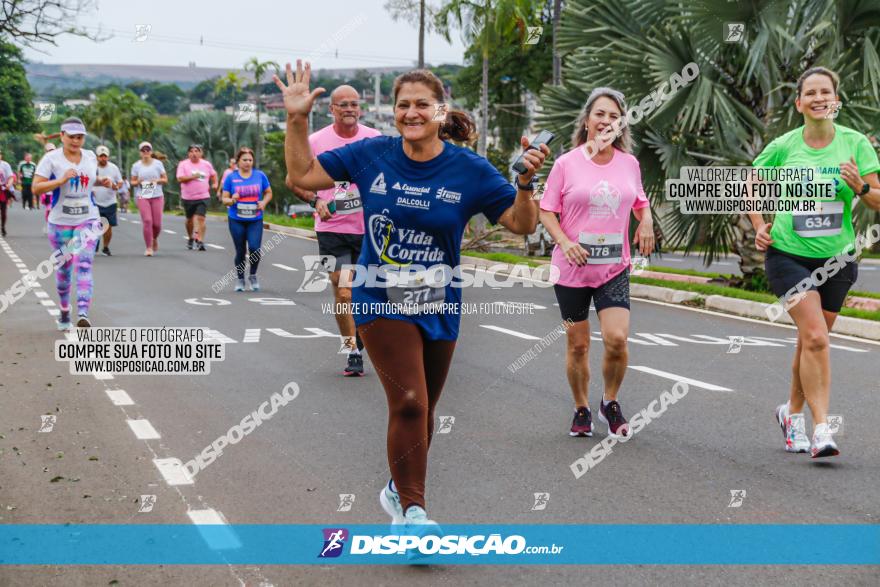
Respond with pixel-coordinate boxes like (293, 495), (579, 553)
(47, 221), (100, 316)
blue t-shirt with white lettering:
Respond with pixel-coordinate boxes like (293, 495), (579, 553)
(317, 136), (516, 340)
(223, 169), (270, 222)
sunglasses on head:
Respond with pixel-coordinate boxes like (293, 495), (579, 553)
(140, 147), (152, 152)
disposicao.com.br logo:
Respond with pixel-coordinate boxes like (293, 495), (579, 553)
(322, 528), (563, 558)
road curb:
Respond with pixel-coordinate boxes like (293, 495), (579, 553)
(257, 224), (880, 341)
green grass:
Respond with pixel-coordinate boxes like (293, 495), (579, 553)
(851, 290), (880, 300)
(461, 250), (544, 267)
(645, 265), (725, 279)
(262, 212), (315, 230)
(631, 276), (778, 303)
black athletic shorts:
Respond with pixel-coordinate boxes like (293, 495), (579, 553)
(97, 203), (118, 227)
(316, 231), (363, 268)
(183, 199), (208, 218)
(554, 268), (631, 322)
(765, 246), (858, 313)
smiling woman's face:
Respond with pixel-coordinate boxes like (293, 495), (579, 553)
(585, 96), (622, 143)
(796, 74), (839, 122)
(394, 82), (441, 143)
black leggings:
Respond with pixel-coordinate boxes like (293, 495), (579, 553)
(359, 318), (456, 513)
(0, 199), (7, 232)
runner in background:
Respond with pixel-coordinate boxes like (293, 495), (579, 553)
(277, 61), (546, 532)
(117, 174), (131, 213)
(177, 144), (218, 251)
(32, 117), (113, 329)
(220, 157), (236, 187)
(750, 66), (880, 458)
(221, 147), (272, 291)
(293, 84), (381, 376)
(539, 88), (654, 439)
(131, 142), (168, 257)
(18, 153), (37, 210)
(93, 146), (122, 256)
(0, 150), (14, 236)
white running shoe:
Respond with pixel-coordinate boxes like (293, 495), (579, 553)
(403, 506), (442, 562)
(775, 403), (810, 453)
(379, 481), (404, 526)
(810, 423), (840, 459)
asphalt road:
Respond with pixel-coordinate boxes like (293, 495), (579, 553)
(1, 205), (878, 586)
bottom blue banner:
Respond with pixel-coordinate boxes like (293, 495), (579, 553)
(1, 524), (877, 565)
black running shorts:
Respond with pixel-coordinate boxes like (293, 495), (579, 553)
(765, 246), (857, 313)
(554, 268), (631, 322)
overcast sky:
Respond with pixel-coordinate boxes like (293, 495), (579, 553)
(22, 0), (467, 70)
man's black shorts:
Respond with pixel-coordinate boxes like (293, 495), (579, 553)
(765, 246), (857, 313)
(316, 231), (363, 268)
(183, 199), (208, 218)
(97, 203), (118, 227)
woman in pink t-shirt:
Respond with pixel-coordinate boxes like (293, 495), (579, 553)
(539, 88), (655, 440)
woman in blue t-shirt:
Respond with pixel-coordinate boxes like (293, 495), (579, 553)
(276, 60), (548, 531)
(221, 147), (272, 292)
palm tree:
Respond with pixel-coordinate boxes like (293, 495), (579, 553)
(82, 88), (155, 172)
(540, 0), (880, 282)
(243, 57), (280, 166)
(436, 0), (534, 157)
(385, 0), (438, 67)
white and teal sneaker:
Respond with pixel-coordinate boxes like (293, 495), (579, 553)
(379, 480), (404, 525)
(775, 403), (810, 453)
(403, 505), (442, 562)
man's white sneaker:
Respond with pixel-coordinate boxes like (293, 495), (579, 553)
(810, 423), (840, 459)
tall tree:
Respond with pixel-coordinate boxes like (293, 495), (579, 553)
(435, 0), (537, 157)
(244, 57), (280, 166)
(0, 0), (105, 46)
(385, 0), (439, 68)
(0, 40), (37, 133)
(540, 0), (880, 282)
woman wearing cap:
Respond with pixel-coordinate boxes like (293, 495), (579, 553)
(750, 66), (880, 458)
(539, 88), (654, 439)
(131, 141), (168, 256)
(221, 147), (272, 291)
(277, 61), (546, 530)
(31, 117), (114, 329)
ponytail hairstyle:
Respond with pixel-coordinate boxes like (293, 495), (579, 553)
(151, 150), (168, 162)
(392, 69), (476, 144)
(570, 87), (633, 153)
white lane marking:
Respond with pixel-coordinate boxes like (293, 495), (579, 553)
(40, 300), (55, 306)
(479, 325), (540, 340)
(153, 458), (194, 486)
(14, 263), (26, 268)
(106, 389), (134, 405)
(628, 365), (733, 392)
(127, 419), (161, 439)
(272, 263), (299, 272)
(187, 509), (242, 550)
(243, 328), (261, 343)
(592, 331), (656, 346)
(206, 243), (224, 249)
(203, 329), (237, 344)
(131, 220), (141, 224)
(47, 308), (60, 316)
(714, 261), (733, 266)
(265, 327), (337, 339)
(635, 333), (678, 346)
(632, 297), (880, 347)
(34, 291), (49, 299)
(18, 268), (29, 274)
(185, 297), (231, 306)
(93, 372), (114, 380)
(662, 258), (684, 263)
(859, 266), (875, 271)
(163, 229), (176, 234)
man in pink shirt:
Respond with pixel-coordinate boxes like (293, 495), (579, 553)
(291, 85), (381, 376)
(177, 144), (218, 251)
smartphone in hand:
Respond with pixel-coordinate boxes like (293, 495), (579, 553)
(511, 130), (555, 175)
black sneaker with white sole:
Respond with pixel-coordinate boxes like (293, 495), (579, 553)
(344, 353), (364, 377)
